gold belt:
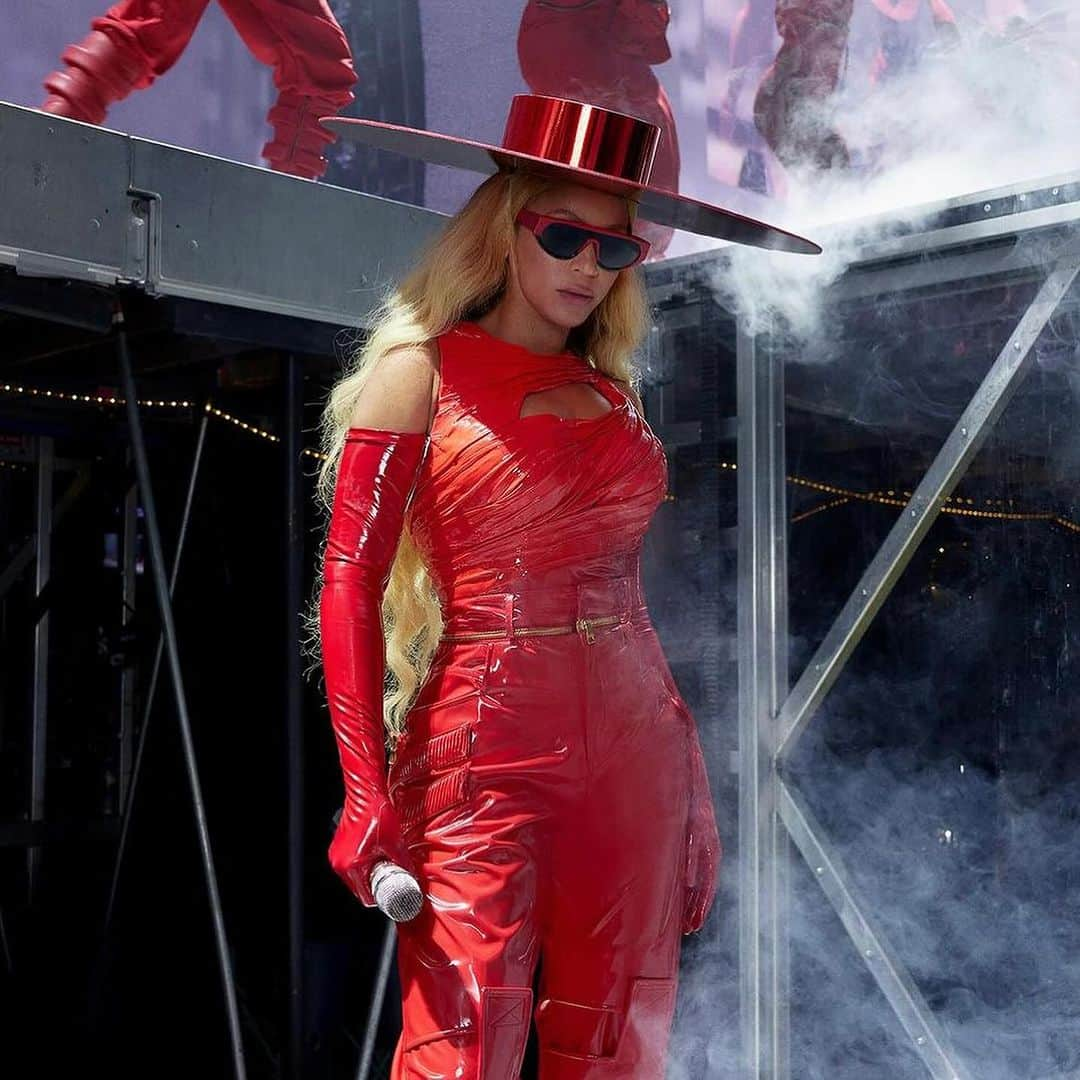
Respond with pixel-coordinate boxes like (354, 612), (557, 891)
(441, 613), (624, 646)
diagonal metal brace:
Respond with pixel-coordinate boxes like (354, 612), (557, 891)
(779, 780), (972, 1080)
(776, 248), (1080, 763)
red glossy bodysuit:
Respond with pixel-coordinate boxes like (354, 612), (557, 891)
(323, 321), (720, 1078)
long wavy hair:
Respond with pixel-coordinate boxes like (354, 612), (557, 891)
(302, 166), (652, 745)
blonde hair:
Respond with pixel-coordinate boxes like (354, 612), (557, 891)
(302, 167), (652, 745)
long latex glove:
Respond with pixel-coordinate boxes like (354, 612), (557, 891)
(682, 723), (722, 933)
(320, 427), (428, 907)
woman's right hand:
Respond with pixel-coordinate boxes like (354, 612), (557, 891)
(328, 796), (419, 908)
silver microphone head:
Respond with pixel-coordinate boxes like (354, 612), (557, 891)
(370, 861), (423, 922)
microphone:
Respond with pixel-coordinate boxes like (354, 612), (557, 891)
(369, 861), (424, 922)
(331, 807), (423, 921)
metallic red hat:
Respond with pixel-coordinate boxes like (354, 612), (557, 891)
(321, 94), (821, 255)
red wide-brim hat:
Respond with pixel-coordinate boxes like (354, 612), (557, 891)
(321, 94), (821, 256)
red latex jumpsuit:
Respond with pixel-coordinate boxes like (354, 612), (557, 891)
(517, 0), (679, 256)
(321, 320), (721, 1078)
(39, 0), (356, 179)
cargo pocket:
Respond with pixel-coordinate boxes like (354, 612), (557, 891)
(389, 721), (476, 839)
(616, 976), (678, 1074)
(536, 976), (677, 1073)
(535, 997), (619, 1061)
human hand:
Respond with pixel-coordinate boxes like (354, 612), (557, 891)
(329, 797), (419, 909)
(682, 732), (721, 934)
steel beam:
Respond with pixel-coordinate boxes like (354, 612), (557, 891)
(119, 456), (138, 815)
(737, 323), (791, 1078)
(285, 356), (306, 1080)
(105, 410), (210, 929)
(0, 101), (446, 329)
(0, 464), (91, 603)
(27, 435), (52, 902)
(748, 242), (1080, 1080)
(732, 233), (1079, 1080)
(115, 310), (247, 1079)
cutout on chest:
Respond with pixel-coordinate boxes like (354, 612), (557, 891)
(518, 379), (616, 422)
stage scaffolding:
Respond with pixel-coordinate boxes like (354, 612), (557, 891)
(644, 172), (1080, 1078)
(0, 99), (444, 1080)
(3, 95), (1080, 1078)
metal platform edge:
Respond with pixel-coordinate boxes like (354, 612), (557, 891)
(0, 100), (448, 330)
(646, 169), (1080, 306)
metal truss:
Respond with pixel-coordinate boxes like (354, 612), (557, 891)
(736, 222), (1080, 1078)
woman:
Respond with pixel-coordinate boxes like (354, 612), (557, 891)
(310, 95), (817, 1078)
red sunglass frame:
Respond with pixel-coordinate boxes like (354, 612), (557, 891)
(515, 209), (651, 269)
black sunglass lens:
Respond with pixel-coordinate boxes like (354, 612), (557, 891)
(538, 222), (588, 259)
(596, 236), (641, 270)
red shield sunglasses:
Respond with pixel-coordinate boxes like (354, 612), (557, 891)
(515, 209), (651, 270)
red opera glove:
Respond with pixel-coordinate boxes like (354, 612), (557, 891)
(682, 724), (721, 933)
(320, 428), (428, 907)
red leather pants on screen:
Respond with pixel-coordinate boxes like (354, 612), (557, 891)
(753, 0), (855, 170)
(75, 0), (354, 100)
(386, 575), (692, 1079)
(41, 0), (355, 177)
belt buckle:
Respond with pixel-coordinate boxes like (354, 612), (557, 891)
(576, 614), (622, 644)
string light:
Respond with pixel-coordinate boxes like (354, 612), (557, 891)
(0, 381), (315, 459)
(1, 381), (196, 410)
(792, 496), (852, 524)
(714, 461), (1080, 534)
(203, 403), (280, 444)
(1, 381), (1076, 534)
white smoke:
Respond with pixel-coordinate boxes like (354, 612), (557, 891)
(662, 8), (1080, 1079)
(708, 5), (1080, 341)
